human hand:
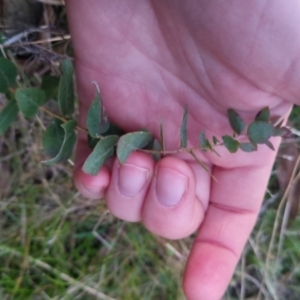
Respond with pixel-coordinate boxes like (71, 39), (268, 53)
(65, 1), (300, 299)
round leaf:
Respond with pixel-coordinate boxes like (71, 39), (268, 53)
(247, 121), (274, 144)
(15, 88), (46, 118)
(42, 119), (77, 165)
(42, 120), (65, 158)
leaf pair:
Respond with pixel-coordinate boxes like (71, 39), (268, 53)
(227, 107), (281, 153)
(83, 131), (153, 175)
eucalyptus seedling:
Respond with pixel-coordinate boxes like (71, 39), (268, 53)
(0, 58), (290, 178)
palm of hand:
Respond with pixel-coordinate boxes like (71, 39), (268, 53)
(66, 1), (299, 299)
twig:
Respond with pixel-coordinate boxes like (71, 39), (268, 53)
(38, 106), (88, 133)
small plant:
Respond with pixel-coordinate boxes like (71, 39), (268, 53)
(0, 58), (290, 177)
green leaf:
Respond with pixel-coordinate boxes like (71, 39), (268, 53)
(222, 135), (240, 153)
(83, 135), (119, 175)
(15, 88), (46, 118)
(160, 121), (166, 155)
(152, 139), (162, 162)
(247, 121), (274, 144)
(239, 142), (257, 152)
(206, 139), (213, 151)
(42, 119), (77, 165)
(41, 75), (60, 101)
(199, 130), (207, 150)
(117, 131), (153, 164)
(255, 107), (270, 122)
(0, 100), (19, 135)
(212, 136), (219, 145)
(87, 87), (109, 138)
(227, 109), (245, 135)
(180, 106), (188, 148)
(42, 119), (65, 157)
(264, 140), (275, 151)
(58, 59), (74, 116)
(0, 58), (18, 94)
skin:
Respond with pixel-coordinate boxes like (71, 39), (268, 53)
(65, 1), (300, 299)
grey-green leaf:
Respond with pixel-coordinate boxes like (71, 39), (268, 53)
(83, 135), (119, 175)
(239, 142), (257, 152)
(255, 107), (270, 122)
(212, 136), (219, 145)
(152, 139), (162, 162)
(0, 58), (18, 94)
(42, 119), (77, 165)
(15, 88), (46, 118)
(42, 119), (65, 158)
(41, 75), (60, 101)
(0, 100), (19, 135)
(199, 130), (206, 150)
(87, 88), (109, 138)
(227, 109), (245, 135)
(206, 139), (213, 151)
(117, 131), (153, 164)
(58, 59), (74, 116)
(265, 140), (275, 151)
(160, 121), (166, 155)
(247, 121), (274, 144)
(222, 135), (240, 153)
(180, 106), (188, 148)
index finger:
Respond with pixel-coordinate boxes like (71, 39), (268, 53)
(183, 159), (276, 300)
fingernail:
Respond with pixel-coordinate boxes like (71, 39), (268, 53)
(156, 168), (188, 207)
(81, 183), (105, 198)
(118, 163), (149, 197)
(82, 184), (102, 193)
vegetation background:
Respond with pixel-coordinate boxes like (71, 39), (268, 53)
(1, 1), (300, 299)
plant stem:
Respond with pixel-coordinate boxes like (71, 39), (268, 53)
(39, 106), (88, 133)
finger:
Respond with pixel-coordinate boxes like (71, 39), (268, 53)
(73, 135), (111, 200)
(183, 161), (275, 300)
(142, 156), (211, 240)
(105, 152), (155, 222)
